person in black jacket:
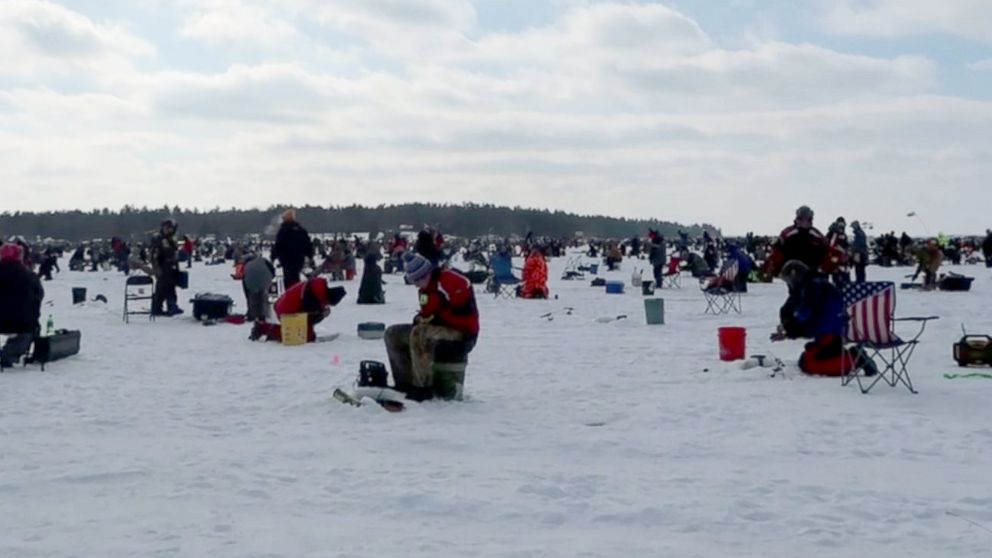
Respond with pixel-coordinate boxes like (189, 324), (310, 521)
(0, 243), (44, 368)
(983, 229), (992, 268)
(357, 253), (385, 304)
(766, 205), (827, 280)
(850, 221), (869, 283)
(271, 208), (314, 290)
(151, 218), (182, 316)
(648, 234), (666, 288)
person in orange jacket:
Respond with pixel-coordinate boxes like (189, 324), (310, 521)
(518, 246), (549, 299)
(384, 253), (479, 400)
(250, 276), (345, 342)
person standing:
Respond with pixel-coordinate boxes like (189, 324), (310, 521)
(182, 235), (194, 269)
(825, 217), (850, 288)
(850, 221), (869, 283)
(648, 234), (666, 289)
(151, 218), (182, 316)
(271, 208), (314, 291)
(766, 205), (827, 280)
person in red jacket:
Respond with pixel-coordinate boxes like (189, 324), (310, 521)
(384, 253), (479, 400)
(518, 246), (549, 299)
(181, 236), (194, 269)
(250, 277), (345, 342)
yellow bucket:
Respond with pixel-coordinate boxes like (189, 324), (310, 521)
(281, 313), (309, 346)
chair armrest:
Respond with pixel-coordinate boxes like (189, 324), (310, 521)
(895, 316), (938, 342)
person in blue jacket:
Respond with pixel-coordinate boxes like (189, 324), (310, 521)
(771, 260), (877, 376)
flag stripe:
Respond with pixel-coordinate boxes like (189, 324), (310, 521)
(843, 281), (895, 345)
(721, 261), (738, 282)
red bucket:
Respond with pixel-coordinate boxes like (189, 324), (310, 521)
(718, 327), (747, 361)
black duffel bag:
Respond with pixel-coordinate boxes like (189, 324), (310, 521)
(28, 329), (82, 369)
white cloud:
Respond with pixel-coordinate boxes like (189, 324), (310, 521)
(0, 1), (987, 234)
(293, 0), (478, 31)
(179, 3), (300, 46)
(823, 0), (992, 42)
(0, 0), (153, 59)
(149, 63), (359, 122)
(0, 0), (154, 91)
(433, 4), (933, 112)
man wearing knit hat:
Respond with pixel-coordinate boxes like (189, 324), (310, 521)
(384, 252), (480, 400)
(271, 208), (314, 290)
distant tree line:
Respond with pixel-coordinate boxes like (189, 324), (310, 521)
(0, 203), (719, 242)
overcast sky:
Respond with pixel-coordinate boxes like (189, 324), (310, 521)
(1, 1), (990, 234)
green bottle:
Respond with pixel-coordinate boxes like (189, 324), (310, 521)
(46, 315), (54, 336)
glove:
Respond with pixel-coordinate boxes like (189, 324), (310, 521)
(414, 314), (435, 325)
(769, 325), (786, 342)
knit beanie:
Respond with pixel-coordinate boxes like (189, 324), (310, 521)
(404, 252), (433, 284)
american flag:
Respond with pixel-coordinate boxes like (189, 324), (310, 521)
(721, 260), (739, 282)
(843, 281), (895, 345)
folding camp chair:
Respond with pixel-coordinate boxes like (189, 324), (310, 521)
(560, 256), (585, 280)
(123, 274), (155, 323)
(662, 257), (682, 288)
(840, 281), (938, 394)
(701, 260), (741, 315)
(486, 253), (520, 299)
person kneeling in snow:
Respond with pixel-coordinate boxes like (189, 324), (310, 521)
(518, 246), (549, 299)
(384, 253), (479, 400)
(771, 260), (877, 377)
(251, 276), (345, 342)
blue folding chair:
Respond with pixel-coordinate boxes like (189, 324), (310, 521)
(487, 253), (520, 299)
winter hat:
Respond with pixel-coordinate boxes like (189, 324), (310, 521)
(0, 242), (24, 263)
(795, 205), (814, 220)
(404, 252), (433, 284)
(282, 208), (297, 222)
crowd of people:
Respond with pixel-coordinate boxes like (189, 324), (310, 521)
(3, 206), (991, 397)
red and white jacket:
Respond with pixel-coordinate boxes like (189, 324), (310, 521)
(418, 269), (480, 337)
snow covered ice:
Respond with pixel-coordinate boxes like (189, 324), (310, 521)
(3, 254), (992, 557)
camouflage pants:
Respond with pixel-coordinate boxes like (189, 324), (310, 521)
(384, 323), (466, 388)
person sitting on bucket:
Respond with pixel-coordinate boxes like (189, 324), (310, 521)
(518, 245), (549, 299)
(384, 252), (479, 401)
(770, 260), (878, 377)
(250, 276), (345, 342)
